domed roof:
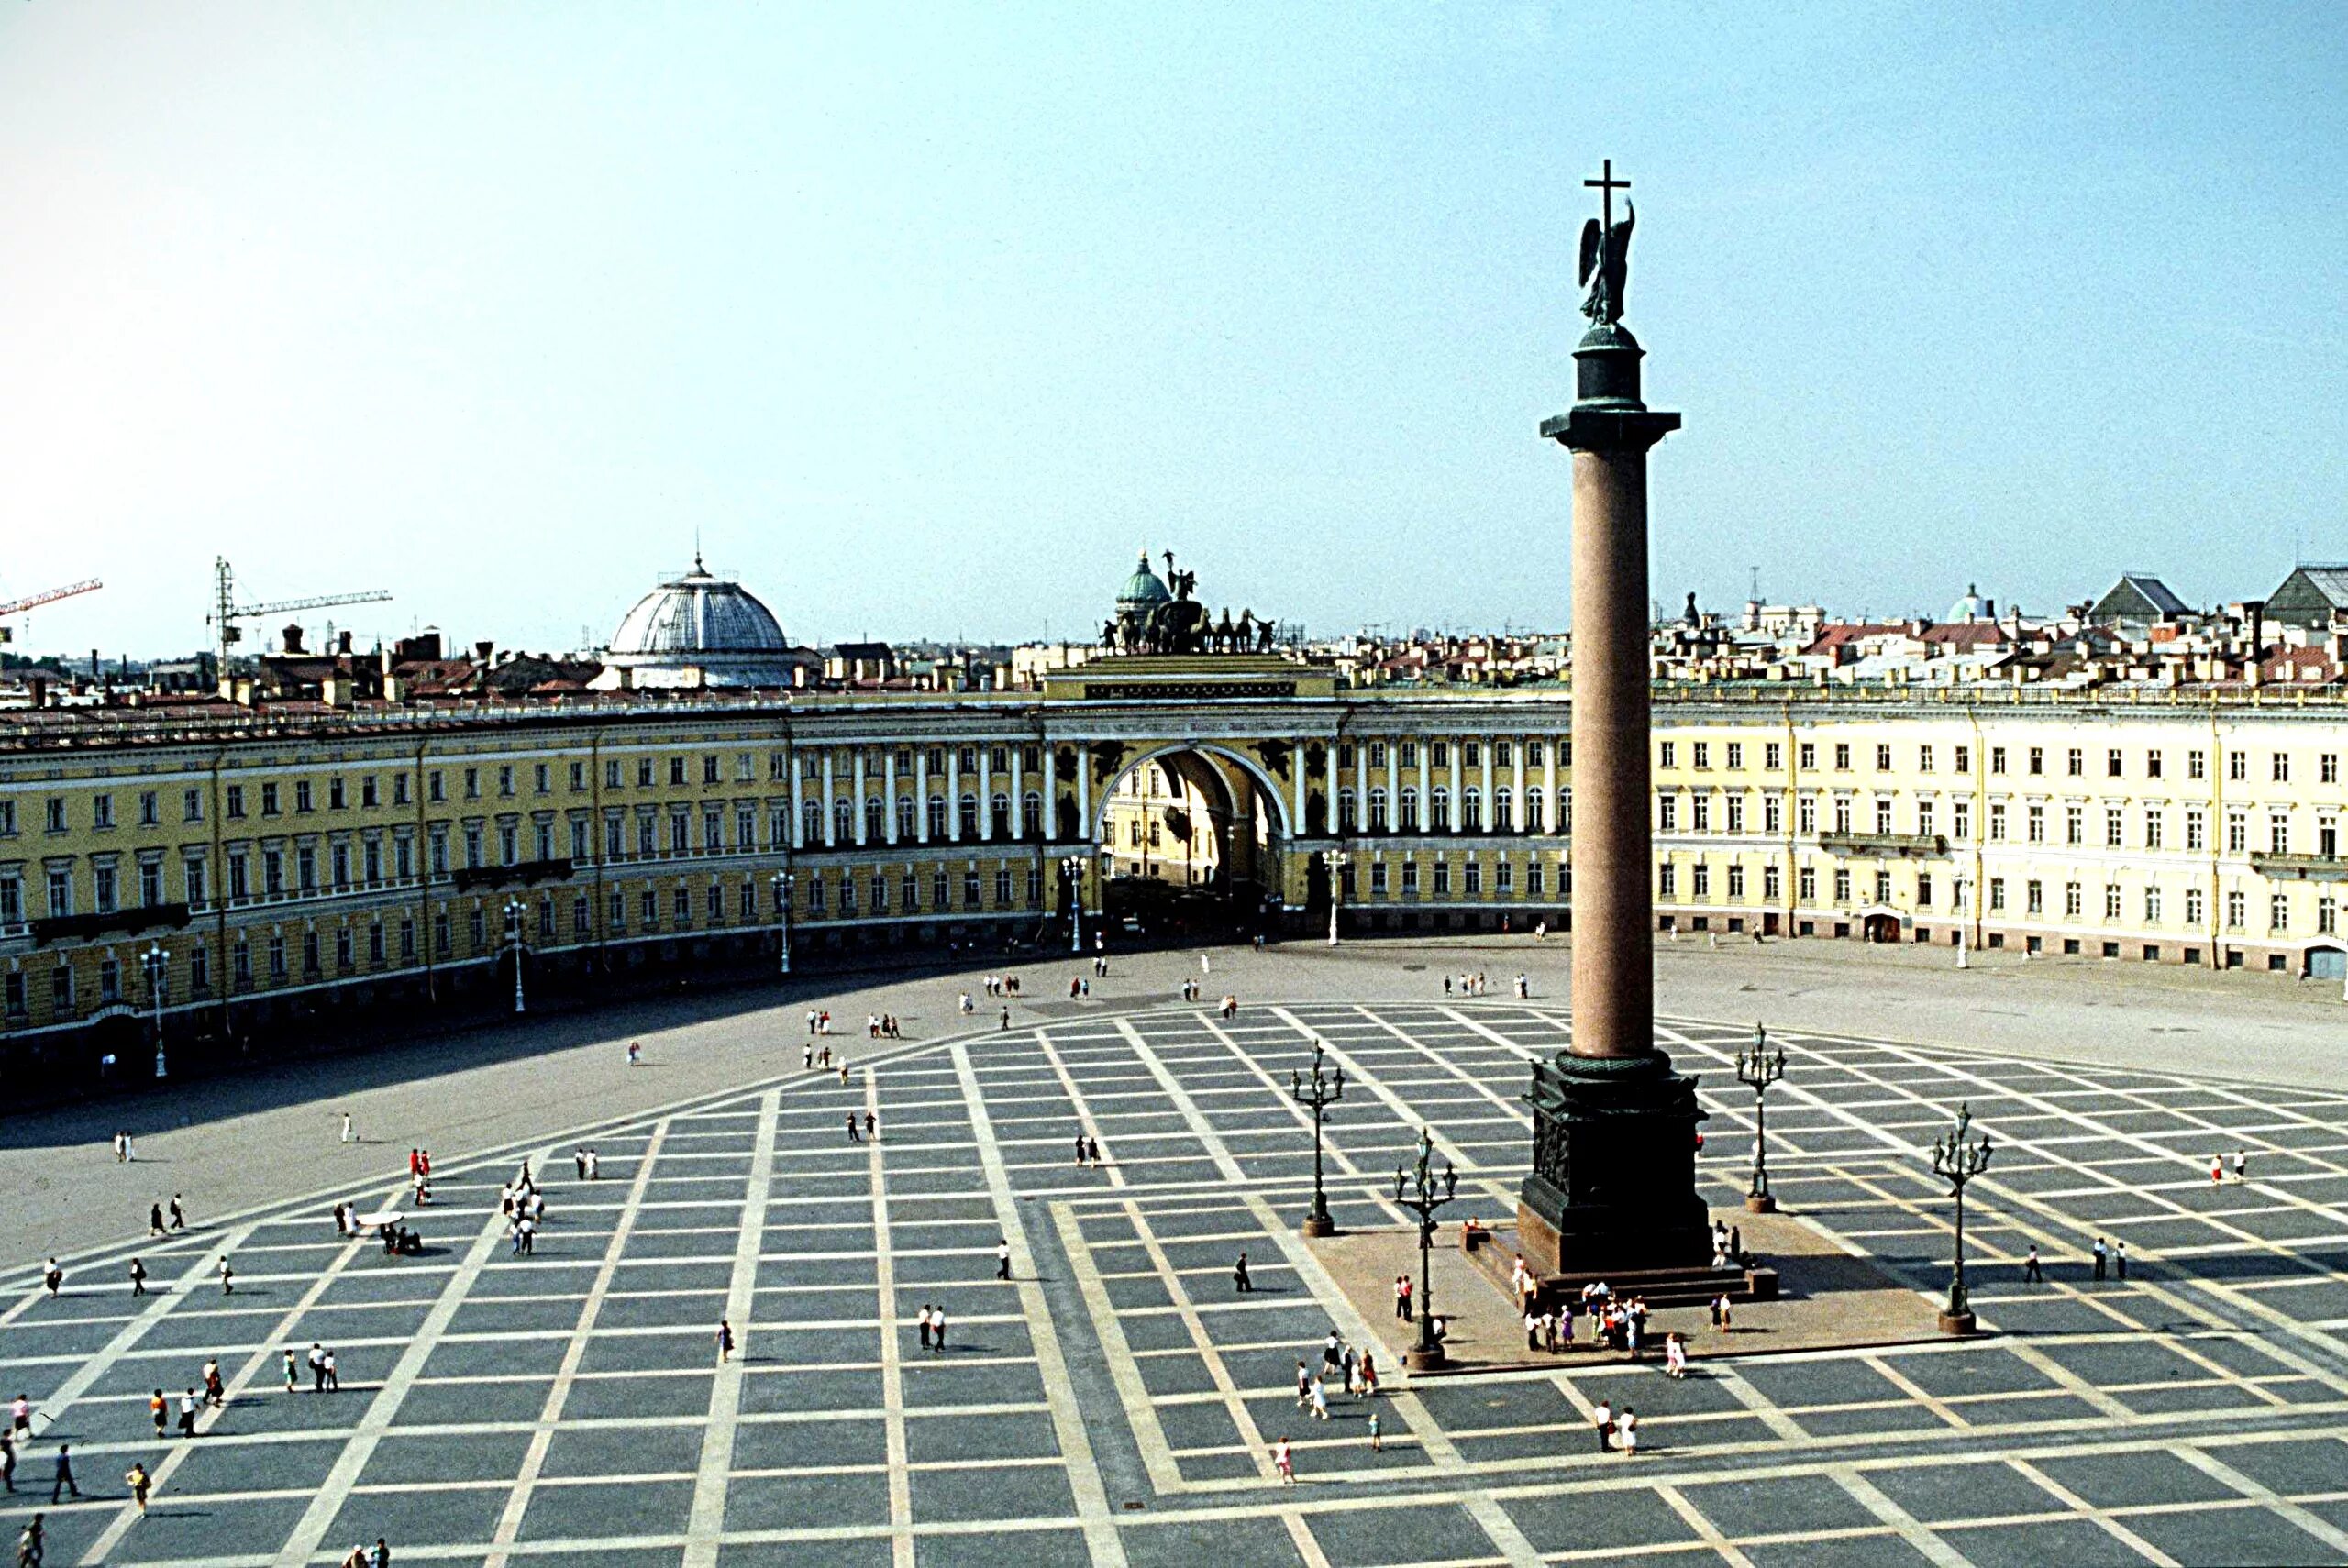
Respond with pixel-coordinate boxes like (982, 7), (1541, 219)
(609, 558), (788, 657)
(1118, 551), (1171, 610)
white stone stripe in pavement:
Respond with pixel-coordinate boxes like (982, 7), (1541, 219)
(268, 1141), (564, 1568)
(1054, 1202), (1186, 1496)
(1824, 1467), (1973, 1568)
(952, 1039), (1131, 1568)
(28, 1220), (262, 1438)
(866, 1067), (917, 1568)
(481, 1121), (670, 1568)
(2004, 1458), (2182, 1566)
(1113, 1017), (1248, 1186)
(2173, 1442), (2348, 1558)
(681, 1087), (781, 1568)
(1653, 1482), (1758, 1568)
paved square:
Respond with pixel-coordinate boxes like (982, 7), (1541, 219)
(9, 1000), (2348, 1565)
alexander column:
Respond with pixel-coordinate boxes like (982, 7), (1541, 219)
(1516, 162), (1712, 1273)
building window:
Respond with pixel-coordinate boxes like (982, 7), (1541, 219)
(1659, 795), (1678, 833)
(1799, 866), (1817, 901)
(1833, 868), (1852, 903)
(1463, 860), (1481, 895)
(2273, 754), (2291, 784)
(2188, 749), (2206, 780)
(2186, 887), (2203, 926)
(1434, 860), (1453, 896)
(2271, 892), (2290, 933)
(1401, 860), (1421, 895)
(2066, 882), (2084, 919)
(2105, 807), (2123, 849)
(1727, 863), (1745, 900)
(1657, 863), (1675, 899)
(2026, 878), (2043, 915)
(1762, 864), (1779, 902)
(2104, 884), (2122, 922)
(1834, 744), (1852, 771)
(1988, 878), (2004, 912)
(1692, 863), (1710, 899)
(2226, 890), (2245, 930)
(1370, 861), (1390, 896)
(1799, 743), (1817, 770)
(2025, 746), (2042, 776)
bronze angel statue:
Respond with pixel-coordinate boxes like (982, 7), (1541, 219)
(1578, 200), (1633, 326)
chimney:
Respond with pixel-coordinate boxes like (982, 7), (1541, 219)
(282, 624), (306, 655)
(28, 676), (47, 708)
(474, 639), (494, 664)
(338, 630), (353, 656)
(2247, 601), (2266, 657)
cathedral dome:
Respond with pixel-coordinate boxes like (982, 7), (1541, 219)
(1117, 552), (1171, 612)
(610, 559), (788, 657)
(600, 558), (799, 689)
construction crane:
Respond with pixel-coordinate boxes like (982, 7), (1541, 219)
(0, 579), (103, 644)
(209, 557), (392, 671)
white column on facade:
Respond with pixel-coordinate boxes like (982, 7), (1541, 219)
(1446, 738), (1462, 834)
(1041, 743), (1058, 843)
(852, 750), (869, 846)
(1481, 739), (1495, 834)
(914, 749), (930, 844)
(1545, 736), (1559, 835)
(1010, 747), (1025, 839)
(947, 746), (962, 842)
(1418, 742), (1432, 834)
(1291, 744), (1306, 838)
(790, 754), (805, 849)
(1512, 740), (1525, 835)
(821, 750), (836, 847)
(1325, 739), (1340, 836)
(1077, 747), (1091, 843)
(883, 750), (899, 845)
(978, 746), (993, 841)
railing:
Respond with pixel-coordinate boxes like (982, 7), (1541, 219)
(451, 857), (575, 892)
(30, 904), (192, 944)
(2249, 852), (2348, 881)
(1815, 832), (1949, 858)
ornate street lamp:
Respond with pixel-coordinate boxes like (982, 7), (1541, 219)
(771, 871), (795, 976)
(1392, 1127), (1458, 1371)
(143, 943), (169, 1079)
(1290, 1039), (1346, 1236)
(1326, 851), (1349, 947)
(1931, 1102), (1993, 1334)
(502, 897), (528, 1014)
(1736, 1021), (1787, 1213)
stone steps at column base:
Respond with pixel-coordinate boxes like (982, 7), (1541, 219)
(1464, 1224), (1778, 1310)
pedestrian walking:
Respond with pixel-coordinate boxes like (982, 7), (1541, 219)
(1394, 1275), (1412, 1320)
(150, 1204), (165, 1237)
(1271, 1437), (1294, 1484)
(2210, 1154), (2224, 1187)
(150, 1390), (168, 1438)
(217, 1257), (234, 1295)
(9, 1396), (28, 1442)
(204, 1359), (224, 1406)
(1086, 1135), (1101, 1165)
(2115, 1240), (2128, 1280)
(0, 1433), (13, 1493)
(865, 1110), (877, 1142)
(48, 1447), (74, 1503)
(1074, 1132), (1088, 1166)
(309, 1343), (327, 1391)
(847, 1112), (862, 1143)
(128, 1258), (148, 1297)
(40, 1261), (61, 1298)
(1234, 1252), (1252, 1293)
(917, 1305), (933, 1352)
(996, 1241), (1012, 1280)
(339, 1112), (354, 1144)
(1368, 1410), (1382, 1451)
(324, 1350), (339, 1391)
(1000, 1006), (1011, 1030)
(283, 1352), (298, 1393)
(371, 1539), (391, 1568)
(176, 1389), (196, 1438)
(1618, 1408), (1639, 1455)
(123, 1462), (150, 1515)
(17, 1515), (39, 1568)
(1295, 1361), (1312, 1409)
(2232, 1149), (2249, 1182)
(1592, 1397), (1613, 1452)
(169, 1195), (186, 1231)
(2092, 1236), (2109, 1282)
(1309, 1378), (1330, 1421)
(837, 1062), (849, 1088)
(931, 1306), (947, 1352)
(2023, 1244), (2043, 1284)
(716, 1319), (735, 1364)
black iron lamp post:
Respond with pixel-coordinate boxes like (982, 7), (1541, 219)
(1737, 1021), (1788, 1213)
(1931, 1102), (1993, 1334)
(771, 871), (795, 976)
(1290, 1039), (1346, 1237)
(502, 897), (529, 1015)
(1393, 1126), (1458, 1371)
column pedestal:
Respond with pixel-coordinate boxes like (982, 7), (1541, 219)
(1516, 1052), (1711, 1274)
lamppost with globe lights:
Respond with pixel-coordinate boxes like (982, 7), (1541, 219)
(1931, 1102), (1993, 1334)
(1325, 850), (1348, 946)
(1290, 1040), (1346, 1236)
(1737, 1022), (1788, 1213)
(1393, 1127), (1458, 1370)
(771, 871), (795, 976)
(502, 897), (528, 1014)
(142, 943), (169, 1078)
(1062, 857), (1083, 955)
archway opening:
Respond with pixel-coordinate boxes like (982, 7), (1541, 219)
(1096, 747), (1279, 939)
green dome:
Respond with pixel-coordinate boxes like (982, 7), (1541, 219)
(1117, 552), (1171, 610)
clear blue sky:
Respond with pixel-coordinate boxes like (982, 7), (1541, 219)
(1, 3), (2342, 657)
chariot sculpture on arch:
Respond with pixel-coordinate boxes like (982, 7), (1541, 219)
(1103, 547), (1283, 656)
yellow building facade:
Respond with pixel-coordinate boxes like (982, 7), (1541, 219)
(8, 669), (2348, 1061)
